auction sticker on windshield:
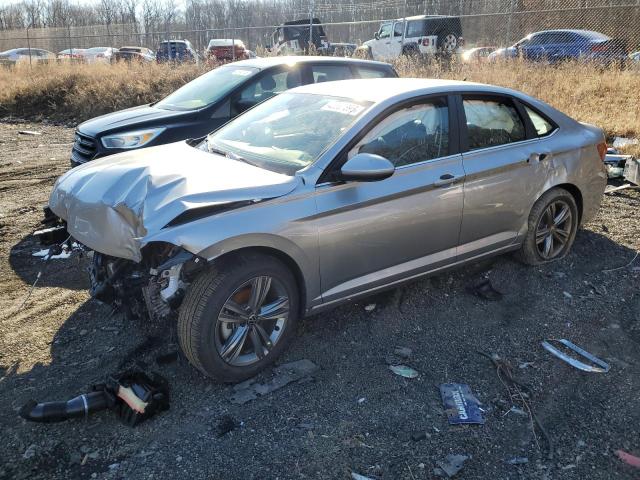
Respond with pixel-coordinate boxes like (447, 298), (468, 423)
(321, 100), (366, 116)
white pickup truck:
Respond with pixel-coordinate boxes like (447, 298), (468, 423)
(361, 15), (464, 61)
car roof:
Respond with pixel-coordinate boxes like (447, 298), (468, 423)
(531, 29), (611, 40)
(289, 78), (520, 103)
(230, 55), (392, 70)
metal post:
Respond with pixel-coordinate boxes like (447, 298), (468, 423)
(309, 0), (314, 54)
(26, 27), (32, 69)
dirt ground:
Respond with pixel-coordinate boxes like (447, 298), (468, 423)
(0, 121), (639, 480)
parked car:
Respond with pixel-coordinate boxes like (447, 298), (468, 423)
(69, 56), (397, 167)
(0, 48), (56, 66)
(51, 78), (607, 381)
(82, 47), (118, 63)
(113, 46), (155, 63)
(156, 39), (198, 63)
(461, 46), (496, 63)
(489, 29), (627, 66)
(57, 48), (87, 62)
(362, 15), (464, 60)
(270, 18), (329, 55)
(206, 39), (248, 63)
(630, 51), (640, 67)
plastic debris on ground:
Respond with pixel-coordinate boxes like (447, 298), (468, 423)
(616, 450), (640, 468)
(364, 303), (376, 312)
(351, 472), (375, 480)
(18, 130), (42, 135)
(388, 364), (419, 379)
(541, 339), (610, 373)
(440, 383), (485, 425)
(435, 454), (470, 478)
(18, 371), (169, 427)
(32, 248), (72, 260)
(506, 457), (529, 465)
(231, 359), (319, 405)
(467, 278), (503, 301)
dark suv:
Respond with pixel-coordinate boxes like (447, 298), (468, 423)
(156, 39), (198, 63)
(70, 57), (398, 167)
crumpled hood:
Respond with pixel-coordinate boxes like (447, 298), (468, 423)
(49, 141), (298, 262)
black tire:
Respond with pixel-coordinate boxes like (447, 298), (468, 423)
(178, 253), (299, 382)
(517, 188), (579, 266)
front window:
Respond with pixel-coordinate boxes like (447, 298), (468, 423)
(379, 23), (392, 39)
(207, 93), (372, 175)
(155, 66), (258, 111)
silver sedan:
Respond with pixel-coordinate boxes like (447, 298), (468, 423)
(49, 78), (608, 381)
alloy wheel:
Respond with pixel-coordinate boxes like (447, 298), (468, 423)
(214, 276), (290, 367)
(535, 200), (573, 260)
(442, 34), (458, 52)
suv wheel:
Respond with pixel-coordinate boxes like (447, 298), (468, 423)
(517, 188), (579, 265)
(438, 33), (458, 53)
(178, 253), (299, 382)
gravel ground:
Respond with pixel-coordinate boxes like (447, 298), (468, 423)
(0, 121), (639, 480)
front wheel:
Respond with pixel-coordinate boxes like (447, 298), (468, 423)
(178, 253), (299, 382)
(517, 188), (579, 265)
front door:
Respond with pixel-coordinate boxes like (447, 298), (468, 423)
(370, 22), (393, 60)
(314, 97), (465, 303)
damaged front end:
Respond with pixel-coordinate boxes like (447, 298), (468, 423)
(89, 243), (205, 321)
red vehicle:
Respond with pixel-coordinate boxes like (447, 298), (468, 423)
(206, 39), (248, 63)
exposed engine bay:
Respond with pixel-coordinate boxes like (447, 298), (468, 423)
(88, 244), (205, 321)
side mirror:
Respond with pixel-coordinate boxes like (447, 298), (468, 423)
(374, 32), (380, 40)
(340, 153), (394, 182)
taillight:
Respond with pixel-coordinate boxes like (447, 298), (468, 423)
(597, 141), (607, 161)
(422, 37), (428, 46)
(591, 43), (607, 52)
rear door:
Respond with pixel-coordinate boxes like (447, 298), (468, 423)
(314, 96), (465, 303)
(457, 94), (554, 259)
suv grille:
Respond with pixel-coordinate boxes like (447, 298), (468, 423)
(71, 131), (97, 164)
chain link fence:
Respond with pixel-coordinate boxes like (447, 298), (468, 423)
(0, 0), (638, 64)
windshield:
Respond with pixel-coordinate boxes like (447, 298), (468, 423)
(156, 66), (258, 111)
(207, 92), (372, 175)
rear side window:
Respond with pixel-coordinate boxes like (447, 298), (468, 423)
(406, 20), (425, 38)
(357, 67), (389, 78)
(463, 98), (526, 150)
(311, 65), (352, 83)
(525, 106), (555, 137)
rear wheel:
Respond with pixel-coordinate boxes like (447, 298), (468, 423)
(437, 32), (458, 54)
(517, 188), (579, 265)
(178, 253), (299, 382)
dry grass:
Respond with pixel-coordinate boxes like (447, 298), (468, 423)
(0, 58), (638, 141)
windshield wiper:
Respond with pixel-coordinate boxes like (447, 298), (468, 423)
(206, 139), (257, 167)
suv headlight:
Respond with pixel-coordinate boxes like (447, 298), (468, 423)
(101, 127), (165, 149)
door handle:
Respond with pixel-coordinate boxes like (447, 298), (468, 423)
(434, 174), (462, 187)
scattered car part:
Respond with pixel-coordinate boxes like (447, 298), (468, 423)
(19, 371), (169, 426)
(541, 339), (610, 373)
(604, 153), (630, 179)
(440, 384), (485, 425)
(389, 365), (419, 379)
(467, 278), (503, 301)
(604, 183), (640, 194)
(18, 130), (42, 136)
(623, 157), (640, 186)
(230, 359), (319, 404)
(435, 454), (470, 478)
